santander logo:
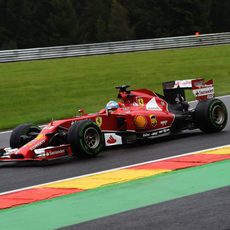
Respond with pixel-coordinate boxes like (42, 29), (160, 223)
(107, 135), (117, 144)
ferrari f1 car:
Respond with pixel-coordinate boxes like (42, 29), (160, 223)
(0, 78), (228, 162)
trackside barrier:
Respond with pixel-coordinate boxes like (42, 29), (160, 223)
(0, 32), (230, 62)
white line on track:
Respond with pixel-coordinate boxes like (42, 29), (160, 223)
(0, 143), (229, 196)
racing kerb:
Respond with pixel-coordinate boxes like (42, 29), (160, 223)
(0, 144), (230, 209)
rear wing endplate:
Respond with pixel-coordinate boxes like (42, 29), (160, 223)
(191, 79), (214, 101)
(163, 78), (214, 103)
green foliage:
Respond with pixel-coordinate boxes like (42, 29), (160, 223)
(0, 0), (229, 49)
(46, 0), (78, 45)
(211, 0), (230, 32)
(0, 44), (229, 130)
(108, 0), (134, 41)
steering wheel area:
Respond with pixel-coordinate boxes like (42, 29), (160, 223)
(115, 85), (130, 93)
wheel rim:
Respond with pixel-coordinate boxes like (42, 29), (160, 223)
(84, 127), (100, 149)
(212, 105), (225, 125)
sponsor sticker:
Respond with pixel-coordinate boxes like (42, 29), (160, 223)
(193, 87), (214, 97)
(134, 115), (147, 129)
(107, 135), (117, 144)
(146, 98), (161, 111)
(174, 80), (192, 88)
(142, 128), (170, 137)
(30, 140), (46, 151)
(45, 149), (65, 156)
(160, 120), (168, 126)
(149, 115), (158, 127)
(104, 133), (122, 146)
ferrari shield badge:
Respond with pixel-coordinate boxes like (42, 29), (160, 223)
(96, 117), (102, 127)
(137, 98), (144, 106)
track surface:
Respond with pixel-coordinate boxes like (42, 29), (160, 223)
(0, 97), (230, 229)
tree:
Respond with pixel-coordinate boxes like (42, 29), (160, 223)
(76, 0), (111, 43)
(211, 0), (230, 32)
(0, 0), (20, 49)
(122, 0), (213, 38)
(165, 0), (212, 35)
(108, 0), (134, 41)
(0, 0), (229, 50)
(46, 0), (79, 46)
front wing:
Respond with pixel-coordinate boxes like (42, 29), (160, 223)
(0, 145), (72, 162)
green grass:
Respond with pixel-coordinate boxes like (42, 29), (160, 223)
(0, 44), (230, 130)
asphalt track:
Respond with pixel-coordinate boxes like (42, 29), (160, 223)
(0, 96), (230, 229)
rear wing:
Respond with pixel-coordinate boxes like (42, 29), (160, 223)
(163, 78), (214, 103)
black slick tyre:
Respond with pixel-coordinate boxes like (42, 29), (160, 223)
(194, 99), (228, 133)
(68, 120), (104, 158)
(10, 123), (41, 148)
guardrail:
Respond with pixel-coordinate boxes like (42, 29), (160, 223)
(0, 32), (230, 62)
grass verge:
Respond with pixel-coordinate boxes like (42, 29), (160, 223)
(0, 44), (229, 130)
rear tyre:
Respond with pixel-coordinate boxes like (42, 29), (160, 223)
(68, 120), (104, 158)
(10, 123), (41, 148)
(194, 99), (228, 133)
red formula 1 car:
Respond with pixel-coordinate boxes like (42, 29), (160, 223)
(0, 78), (228, 162)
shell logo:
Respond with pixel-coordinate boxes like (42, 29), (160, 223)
(134, 115), (147, 129)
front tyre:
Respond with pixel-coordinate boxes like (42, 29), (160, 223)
(194, 99), (228, 133)
(10, 123), (41, 148)
(68, 120), (104, 158)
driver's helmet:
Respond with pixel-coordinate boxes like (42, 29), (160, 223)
(105, 100), (119, 110)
